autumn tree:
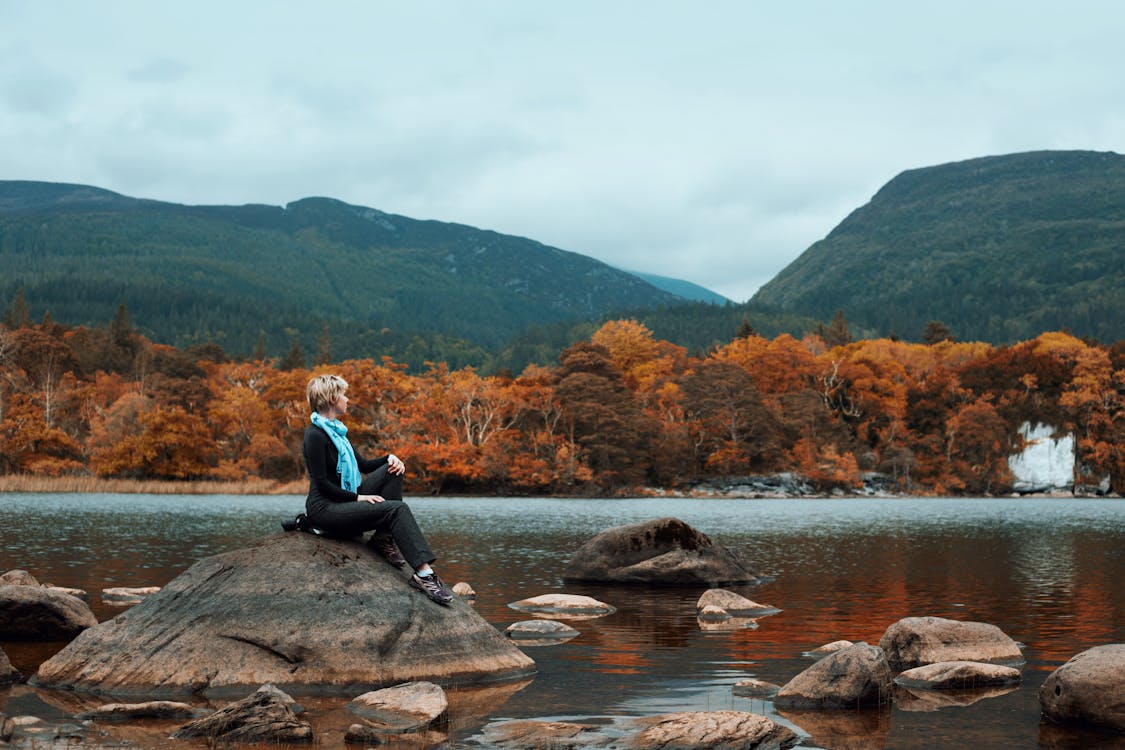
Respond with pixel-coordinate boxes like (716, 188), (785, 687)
(555, 343), (653, 489)
(679, 360), (780, 474)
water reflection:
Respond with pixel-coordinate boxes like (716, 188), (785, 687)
(2, 493), (1124, 749)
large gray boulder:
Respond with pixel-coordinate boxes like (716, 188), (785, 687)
(774, 642), (893, 709)
(878, 616), (1024, 671)
(1039, 644), (1125, 733)
(31, 533), (535, 696)
(563, 517), (759, 585)
(0, 585), (98, 641)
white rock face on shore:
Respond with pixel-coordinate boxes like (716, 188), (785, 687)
(1007, 422), (1074, 493)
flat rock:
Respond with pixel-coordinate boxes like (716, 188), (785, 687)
(101, 586), (161, 605)
(508, 594), (615, 618)
(506, 620), (580, 640)
(732, 678), (780, 697)
(173, 684), (311, 743)
(627, 710), (797, 749)
(31, 533), (535, 695)
(76, 700), (207, 722)
(564, 517), (759, 586)
(0, 570), (40, 586)
(44, 586), (89, 602)
(1039, 644), (1125, 733)
(774, 642), (893, 709)
(347, 680), (448, 733)
(0, 584), (98, 641)
(696, 589), (779, 616)
(895, 660), (1022, 690)
(477, 719), (608, 748)
(878, 616), (1024, 671)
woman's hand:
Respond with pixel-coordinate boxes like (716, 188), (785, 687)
(358, 494), (386, 504)
(386, 453), (406, 475)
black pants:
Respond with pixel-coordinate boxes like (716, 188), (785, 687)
(306, 466), (436, 569)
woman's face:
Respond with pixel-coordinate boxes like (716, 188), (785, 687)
(330, 390), (349, 414)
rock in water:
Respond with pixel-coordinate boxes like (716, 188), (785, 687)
(31, 533), (535, 696)
(1039, 644), (1125, 733)
(774, 642), (893, 709)
(878, 616), (1024, 671)
(173, 685), (311, 743)
(0, 585), (98, 641)
(563, 517), (759, 585)
(628, 711), (797, 749)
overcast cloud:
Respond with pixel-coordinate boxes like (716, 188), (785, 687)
(2, 1), (1123, 301)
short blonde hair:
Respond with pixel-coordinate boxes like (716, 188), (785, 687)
(307, 374), (348, 413)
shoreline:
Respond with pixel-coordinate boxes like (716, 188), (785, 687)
(0, 474), (1113, 500)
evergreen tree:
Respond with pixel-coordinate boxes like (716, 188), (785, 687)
(280, 335), (305, 371)
(2, 287), (30, 329)
(253, 330), (267, 361)
(817, 309), (852, 348)
(922, 320), (955, 344)
(315, 323), (332, 365)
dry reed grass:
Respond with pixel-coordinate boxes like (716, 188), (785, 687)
(0, 475), (305, 495)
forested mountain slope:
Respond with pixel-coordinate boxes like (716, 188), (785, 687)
(0, 181), (681, 364)
(752, 150), (1125, 343)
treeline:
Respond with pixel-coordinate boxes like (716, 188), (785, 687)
(1, 306), (1122, 495)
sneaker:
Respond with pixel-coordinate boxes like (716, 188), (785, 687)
(410, 572), (453, 605)
(368, 534), (406, 566)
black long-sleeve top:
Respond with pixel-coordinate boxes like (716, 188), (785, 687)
(302, 425), (389, 513)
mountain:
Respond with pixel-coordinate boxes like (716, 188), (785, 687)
(626, 271), (730, 304)
(751, 150), (1125, 344)
(0, 181), (681, 366)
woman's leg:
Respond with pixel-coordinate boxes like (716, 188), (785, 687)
(356, 470), (435, 569)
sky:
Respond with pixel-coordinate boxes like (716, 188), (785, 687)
(3, 2), (1123, 302)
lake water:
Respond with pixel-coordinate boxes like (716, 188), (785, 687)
(1, 493), (1123, 749)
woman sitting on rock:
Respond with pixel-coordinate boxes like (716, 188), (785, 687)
(302, 373), (453, 605)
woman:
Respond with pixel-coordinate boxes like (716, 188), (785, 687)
(302, 373), (453, 605)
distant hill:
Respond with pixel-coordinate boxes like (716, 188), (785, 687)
(0, 181), (681, 366)
(626, 271), (730, 304)
(752, 150), (1125, 344)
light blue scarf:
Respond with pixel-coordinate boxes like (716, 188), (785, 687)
(311, 412), (362, 493)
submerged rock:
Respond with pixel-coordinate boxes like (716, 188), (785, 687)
(879, 616), (1024, 671)
(1039, 644), (1125, 733)
(732, 678), (780, 697)
(627, 711), (797, 749)
(476, 719), (607, 748)
(505, 620), (580, 642)
(774, 642), (893, 709)
(564, 517), (759, 586)
(0, 584), (98, 641)
(32, 532), (535, 695)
